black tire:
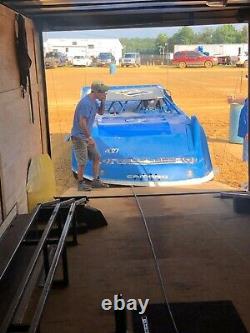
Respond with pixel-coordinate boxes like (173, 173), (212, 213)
(72, 171), (78, 179)
(179, 62), (186, 68)
(204, 61), (213, 68)
(233, 197), (250, 214)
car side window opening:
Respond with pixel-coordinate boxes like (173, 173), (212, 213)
(187, 51), (198, 57)
(105, 98), (175, 115)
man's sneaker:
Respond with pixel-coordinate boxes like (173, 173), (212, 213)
(91, 178), (109, 188)
(78, 181), (91, 191)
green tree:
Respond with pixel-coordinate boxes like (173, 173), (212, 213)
(212, 24), (238, 43)
(168, 27), (197, 52)
(196, 27), (215, 44)
(236, 25), (248, 43)
(120, 38), (156, 54)
(155, 33), (168, 54)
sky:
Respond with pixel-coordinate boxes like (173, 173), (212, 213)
(44, 23), (247, 41)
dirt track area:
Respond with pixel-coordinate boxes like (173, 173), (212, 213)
(46, 65), (248, 194)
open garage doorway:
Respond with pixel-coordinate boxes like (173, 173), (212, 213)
(43, 24), (248, 195)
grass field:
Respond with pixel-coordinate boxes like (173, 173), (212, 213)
(46, 65), (248, 193)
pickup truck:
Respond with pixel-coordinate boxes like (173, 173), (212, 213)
(235, 52), (248, 68)
(96, 52), (115, 66)
(45, 51), (68, 69)
(121, 52), (141, 67)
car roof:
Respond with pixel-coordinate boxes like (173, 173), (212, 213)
(106, 86), (164, 101)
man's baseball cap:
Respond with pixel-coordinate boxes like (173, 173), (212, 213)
(91, 81), (109, 93)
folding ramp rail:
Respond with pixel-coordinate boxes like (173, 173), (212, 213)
(0, 197), (87, 333)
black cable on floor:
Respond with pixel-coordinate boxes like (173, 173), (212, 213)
(131, 185), (179, 333)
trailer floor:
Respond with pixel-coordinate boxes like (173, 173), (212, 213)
(41, 189), (250, 332)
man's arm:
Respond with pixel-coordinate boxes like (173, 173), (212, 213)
(97, 100), (106, 115)
(79, 116), (94, 145)
(79, 116), (90, 138)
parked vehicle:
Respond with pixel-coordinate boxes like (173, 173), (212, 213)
(235, 52), (248, 67)
(72, 55), (92, 67)
(45, 51), (68, 68)
(96, 52), (115, 66)
(72, 84), (213, 186)
(172, 51), (218, 68)
(215, 55), (232, 65)
(121, 52), (141, 67)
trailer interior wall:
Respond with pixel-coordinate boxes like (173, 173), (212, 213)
(0, 4), (48, 223)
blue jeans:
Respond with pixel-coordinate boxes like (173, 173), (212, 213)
(243, 136), (248, 162)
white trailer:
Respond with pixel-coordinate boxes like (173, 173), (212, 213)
(44, 38), (123, 64)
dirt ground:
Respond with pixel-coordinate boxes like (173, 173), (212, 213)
(45, 65), (248, 194)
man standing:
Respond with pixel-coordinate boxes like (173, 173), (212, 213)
(238, 98), (249, 163)
(71, 81), (109, 191)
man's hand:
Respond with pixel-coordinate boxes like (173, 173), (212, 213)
(99, 94), (106, 102)
(87, 137), (95, 146)
(97, 93), (107, 115)
(227, 96), (245, 105)
(227, 96), (234, 104)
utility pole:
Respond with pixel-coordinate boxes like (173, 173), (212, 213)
(159, 44), (167, 65)
(158, 45), (164, 65)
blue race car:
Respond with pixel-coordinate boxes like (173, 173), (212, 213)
(72, 84), (213, 186)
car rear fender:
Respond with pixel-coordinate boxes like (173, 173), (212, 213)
(190, 116), (205, 157)
(190, 116), (212, 170)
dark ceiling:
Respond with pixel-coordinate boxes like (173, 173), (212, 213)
(1, 0), (250, 31)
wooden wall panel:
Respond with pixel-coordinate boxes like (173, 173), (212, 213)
(0, 4), (48, 218)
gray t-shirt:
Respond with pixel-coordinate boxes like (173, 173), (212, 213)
(71, 95), (99, 140)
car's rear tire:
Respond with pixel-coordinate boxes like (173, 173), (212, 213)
(179, 62), (186, 68)
(204, 61), (213, 68)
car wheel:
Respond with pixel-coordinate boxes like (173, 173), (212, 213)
(204, 61), (213, 68)
(72, 171), (78, 179)
(179, 62), (186, 68)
